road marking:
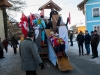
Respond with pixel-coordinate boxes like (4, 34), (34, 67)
(46, 62), (51, 68)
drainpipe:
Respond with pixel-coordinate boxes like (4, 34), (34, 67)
(2, 8), (8, 39)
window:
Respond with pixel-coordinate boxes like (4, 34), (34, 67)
(93, 25), (100, 32)
(93, 8), (100, 17)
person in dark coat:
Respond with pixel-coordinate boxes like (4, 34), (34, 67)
(2, 38), (9, 52)
(49, 8), (58, 20)
(69, 31), (73, 46)
(84, 30), (91, 55)
(77, 31), (84, 55)
(45, 19), (52, 29)
(19, 31), (45, 75)
(11, 37), (19, 55)
(91, 30), (99, 59)
(90, 31), (94, 56)
(0, 38), (5, 59)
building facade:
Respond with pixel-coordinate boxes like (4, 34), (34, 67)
(0, 10), (5, 41)
(77, 0), (100, 33)
(86, 0), (100, 33)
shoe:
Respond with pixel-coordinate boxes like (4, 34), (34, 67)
(92, 56), (96, 59)
(79, 54), (81, 55)
(0, 57), (2, 59)
(82, 54), (84, 56)
(95, 56), (98, 58)
(2, 57), (5, 58)
(70, 45), (73, 46)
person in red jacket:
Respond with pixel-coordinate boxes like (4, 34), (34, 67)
(53, 36), (61, 57)
(2, 38), (9, 52)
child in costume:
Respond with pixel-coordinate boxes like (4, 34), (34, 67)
(37, 18), (46, 44)
(33, 18), (46, 44)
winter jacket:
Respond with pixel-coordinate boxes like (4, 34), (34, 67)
(84, 33), (91, 44)
(91, 34), (99, 45)
(77, 34), (84, 44)
(19, 38), (42, 71)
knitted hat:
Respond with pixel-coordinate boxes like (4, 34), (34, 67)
(27, 31), (36, 37)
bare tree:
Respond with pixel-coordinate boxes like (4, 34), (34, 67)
(6, 0), (26, 20)
(7, 0), (26, 12)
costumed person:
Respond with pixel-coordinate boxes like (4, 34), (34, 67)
(37, 17), (46, 44)
(49, 8), (58, 21)
(33, 24), (40, 39)
(33, 18), (46, 53)
(58, 17), (69, 56)
(33, 17), (46, 45)
(59, 38), (65, 55)
(53, 34), (62, 57)
(19, 31), (45, 75)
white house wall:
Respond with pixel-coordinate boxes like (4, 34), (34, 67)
(0, 10), (5, 41)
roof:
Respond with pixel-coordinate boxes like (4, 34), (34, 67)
(77, 0), (88, 10)
(0, 0), (12, 7)
(38, 0), (62, 11)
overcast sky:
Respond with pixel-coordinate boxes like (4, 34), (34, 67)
(15, 0), (85, 27)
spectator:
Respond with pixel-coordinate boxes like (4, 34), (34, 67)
(77, 31), (84, 55)
(11, 37), (19, 55)
(2, 38), (9, 52)
(90, 31), (94, 56)
(84, 30), (91, 55)
(19, 31), (45, 75)
(91, 30), (99, 59)
(69, 31), (73, 46)
(0, 38), (5, 59)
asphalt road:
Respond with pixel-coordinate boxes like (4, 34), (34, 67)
(0, 44), (100, 75)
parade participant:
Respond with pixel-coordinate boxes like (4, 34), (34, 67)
(33, 17), (46, 45)
(49, 8), (58, 20)
(53, 34), (61, 57)
(19, 31), (45, 75)
(33, 19), (44, 53)
(58, 25), (69, 56)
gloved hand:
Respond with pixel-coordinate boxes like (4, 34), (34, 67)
(39, 63), (45, 70)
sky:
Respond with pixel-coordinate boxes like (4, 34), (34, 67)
(15, 0), (85, 27)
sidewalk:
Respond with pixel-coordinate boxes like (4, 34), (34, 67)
(68, 41), (100, 64)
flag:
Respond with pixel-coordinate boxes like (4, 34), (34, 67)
(68, 12), (71, 24)
(30, 13), (35, 26)
(19, 13), (28, 37)
(66, 17), (69, 26)
(21, 13), (28, 22)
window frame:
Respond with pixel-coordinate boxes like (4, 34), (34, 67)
(92, 7), (100, 17)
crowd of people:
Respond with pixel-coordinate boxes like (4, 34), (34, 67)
(76, 30), (99, 59)
(0, 37), (19, 59)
